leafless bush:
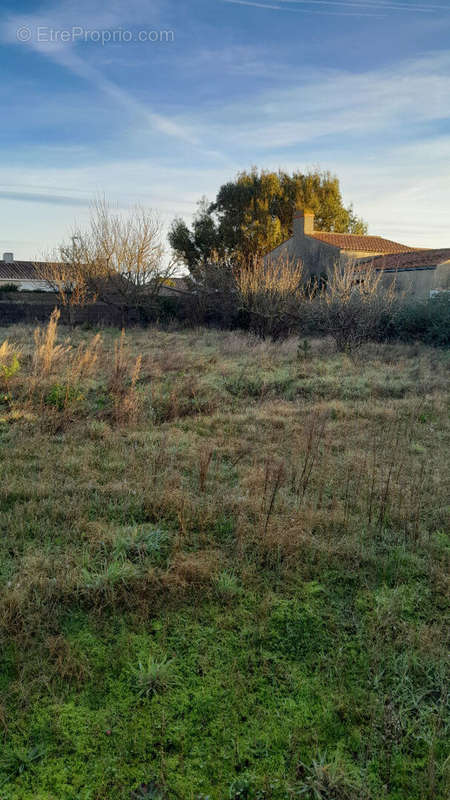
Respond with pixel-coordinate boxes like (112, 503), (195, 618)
(36, 247), (95, 325)
(237, 255), (304, 338)
(39, 197), (177, 321)
(318, 262), (398, 353)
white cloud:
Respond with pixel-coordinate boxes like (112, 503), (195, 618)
(185, 51), (450, 151)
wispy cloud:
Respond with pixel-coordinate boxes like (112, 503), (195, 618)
(223, 0), (386, 16)
(0, 0), (201, 147)
(223, 0), (449, 17)
(0, 190), (90, 206)
(183, 50), (450, 152)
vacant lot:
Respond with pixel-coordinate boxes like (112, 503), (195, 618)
(0, 321), (448, 799)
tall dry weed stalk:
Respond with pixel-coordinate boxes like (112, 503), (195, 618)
(262, 458), (286, 536)
(32, 308), (70, 378)
(109, 330), (142, 424)
(69, 334), (102, 382)
(290, 412), (328, 501)
(198, 447), (214, 492)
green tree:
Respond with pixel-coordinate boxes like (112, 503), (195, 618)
(169, 168), (367, 278)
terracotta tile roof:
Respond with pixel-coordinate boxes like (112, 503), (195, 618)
(0, 261), (46, 280)
(357, 249), (450, 272)
(309, 232), (415, 253)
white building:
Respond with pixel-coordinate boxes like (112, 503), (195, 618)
(0, 252), (55, 291)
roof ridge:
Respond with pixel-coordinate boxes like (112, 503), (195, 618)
(310, 231), (413, 243)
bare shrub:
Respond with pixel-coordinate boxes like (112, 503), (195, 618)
(319, 262), (398, 353)
(36, 246), (95, 325)
(237, 255), (304, 338)
(54, 198), (178, 320)
(37, 197), (178, 323)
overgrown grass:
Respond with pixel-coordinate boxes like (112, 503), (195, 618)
(0, 321), (449, 799)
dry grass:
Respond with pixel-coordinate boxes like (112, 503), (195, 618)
(0, 321), (448, 798)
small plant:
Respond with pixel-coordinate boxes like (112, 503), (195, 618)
(225, 372), (264, 399)
(131, 654), (175, 698)
(0, 746), (45, 786)
(114, 526), (172, 568)
(214, 570), (242, 600)
(130, 781), (167, 799)
(295, 753), (365, 799)
(198, 446), (214, 491)
(229, 775), (258, 800)
(0, 340), (21, 393)
(82, 560), (140, 596)
(297, 338), (312, 361)
(45, 382), (84, 411)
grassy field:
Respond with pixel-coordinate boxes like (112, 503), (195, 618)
(0, 319), (449, 800)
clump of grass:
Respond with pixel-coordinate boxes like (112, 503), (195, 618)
(130, 780), (168, 799)
(113, 525), (173, 568)
(213, 570), (242, 601)
(225, 371), (264, 399)
(130, 654), (175, 698)
(151, 374), (215, 423)
(296, 753), (368, 799)
(81, 559), (141, 595)
(0, 746), (46, 788)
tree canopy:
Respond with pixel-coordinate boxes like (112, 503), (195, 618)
(169, 168), (367, 278)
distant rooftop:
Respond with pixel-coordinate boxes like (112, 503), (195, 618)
(0, 260), (47, 280)
(357, 249), (450, 271)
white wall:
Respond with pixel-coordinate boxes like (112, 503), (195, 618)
(0, 279), (54, 292)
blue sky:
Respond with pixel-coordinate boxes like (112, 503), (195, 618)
(1, 0), (450, 257)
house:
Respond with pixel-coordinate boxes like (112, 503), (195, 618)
(357, 249), (450, 298)
(265, 210), (450, 299)
(0, 253), (55, 292)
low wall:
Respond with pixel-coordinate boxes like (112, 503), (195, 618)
(0, 299), (142, 327)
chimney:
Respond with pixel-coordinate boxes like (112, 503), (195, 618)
(293, 209), (314, 238)
(2, 252), (14, 263)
